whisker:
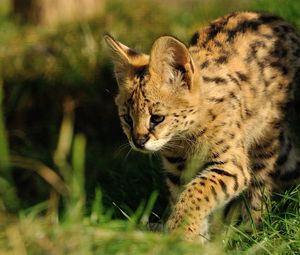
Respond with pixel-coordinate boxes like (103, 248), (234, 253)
(148, 153), (160, 164)
(123, 147), (133, 163)
(154, 151), (160, 159)
(114, 143), (131, 157)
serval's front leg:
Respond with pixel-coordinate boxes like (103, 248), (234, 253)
(166, 140), (250, 241)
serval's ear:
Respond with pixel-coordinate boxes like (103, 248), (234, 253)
(104, 33), (149, 86)
(149, 36), (195, 90)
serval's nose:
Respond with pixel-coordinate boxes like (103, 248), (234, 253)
(132, 133), (149, 149)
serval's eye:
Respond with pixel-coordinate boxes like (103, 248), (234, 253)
(150, 115), (165, 125)
(123, 114), (133, 126)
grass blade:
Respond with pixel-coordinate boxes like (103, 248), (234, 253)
(0, 79), (19, 211)
(0, 80), (9, 175)
(66, 133), (86, 222)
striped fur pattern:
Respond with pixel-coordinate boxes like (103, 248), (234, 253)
(104, 11), (300, 241)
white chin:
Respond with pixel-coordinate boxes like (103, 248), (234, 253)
(144, 138), (170, 152)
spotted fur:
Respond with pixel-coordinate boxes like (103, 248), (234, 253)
(104, 11), (300, 241)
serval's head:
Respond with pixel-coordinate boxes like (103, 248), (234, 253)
(104, 34), (200, 153)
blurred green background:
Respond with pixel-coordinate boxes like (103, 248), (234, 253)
(0, 0), (300, 254)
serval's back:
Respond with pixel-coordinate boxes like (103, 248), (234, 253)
(104, 11), (300, 241)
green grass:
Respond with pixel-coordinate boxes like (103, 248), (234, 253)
(0, 0), (300, 254)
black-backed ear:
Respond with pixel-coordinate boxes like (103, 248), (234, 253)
(103, 33), (149, 86)
(149, 36), (195, 90)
